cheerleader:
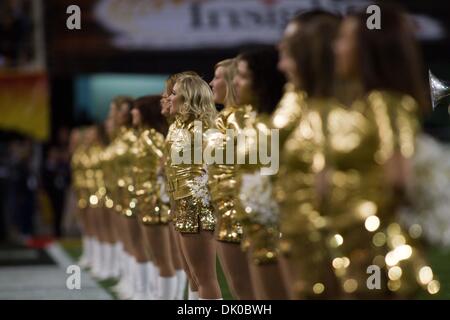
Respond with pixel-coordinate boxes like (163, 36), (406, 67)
(110, 97), (155, 299)
(71, 128), (93, 268)
(82, 126), (104, 278)
(166, 74), (222, 299)
(326, 4), (439, 297)
(130, 95), (180, 299)
(161, 72), (200, 300)
(207, 59), (256, 299)
(274, 12), (342, 299)
(233, 49), (288, 299)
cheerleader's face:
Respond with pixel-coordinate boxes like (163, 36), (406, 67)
(277, 40), (299, 88)
(160, 90), (171, 117)
(85, 127), (97, 145)
(105, 117), (115, 138)
(334, 17), (359, 79)
(131, 107), (142, 127)
(209, 66), (227, 105)
(108, 102), (118, 125)
(169, 82), (184, 116)
(117, 102), (131, 126)
(234, 60), (254, 106)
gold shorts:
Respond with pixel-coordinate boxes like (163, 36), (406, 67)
(213, 197), (243, 243)
(137, 198), (170, 225)
(173, 196), (216, 233)
(242, 223), (280, 265)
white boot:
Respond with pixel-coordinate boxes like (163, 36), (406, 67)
(118, 255), (135, 300)
(78, 236), (91, 268)
(90, 239), (103, 278)
(97, 243), (113, 280)
(188, 288), (199, 300)
(110, 243), (122, 279)
(146, 262), (158, 299)
(132, 262), (152, 300)
(112, 249), (127, 293)
(175, 270), (187, 300)
(157, 275), (178, 300)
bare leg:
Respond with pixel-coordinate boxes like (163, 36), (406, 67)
(86, 207), (100, 239)
(178, 231), (221, 299)
(278, 254), (298, 300)
(99, 208), (114, 244)
(169, 223), (184, 271)
(126, 217), (148, 263)
(77, 208), (90, 236)
(247, 250), (288, 300)
(217, 241), (255, 300)
(172, 226), (198, 292)
(142, 224), (175, 277)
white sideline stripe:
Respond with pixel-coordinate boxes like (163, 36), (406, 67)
(45, 242), (77, 269)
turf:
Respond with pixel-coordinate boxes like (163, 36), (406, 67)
(60, 238), (449, 300)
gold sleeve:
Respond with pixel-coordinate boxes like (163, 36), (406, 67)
(367, 90), (420, 165)
(165, 118), (206, 201)
(271, 83), (307, 147)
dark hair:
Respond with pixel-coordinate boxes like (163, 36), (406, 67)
(349, 3), (429, 111)
(287, 13), (341, 97)
(95, 123), (109, 146)
(289, 9), (341, 28)
(111, 95), (134, 127)
(133, 95), (168, 136)
(237, 48), (286, 114)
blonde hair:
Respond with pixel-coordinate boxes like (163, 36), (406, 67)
(175, 74), (217, 127)
(215, 59), (238, 106)
(165, 71), (198, 94)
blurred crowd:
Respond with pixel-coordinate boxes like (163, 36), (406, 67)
(0, 127), (73, 243)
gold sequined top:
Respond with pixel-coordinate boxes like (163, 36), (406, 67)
(100, 142), (116, 210)
(113, 127), (138, 217)
(277, 91), (440, 298)
(271, 83), (307, 147)
(206, 105), (249, 243)
(71, 145), (89, 209)
(131, 127), (169, 224)
(232, 106), (281, 264)
(165, 116), (209, 201)
(87, 143), (107, 208)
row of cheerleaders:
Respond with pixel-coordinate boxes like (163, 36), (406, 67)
(70, 7), (441, 300)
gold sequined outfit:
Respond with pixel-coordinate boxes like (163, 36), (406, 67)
(232, 106), (280, 265)
(131, 127), (170, 225)
(100, 142), (116, 211)
(112, 127), (138, 217)
(165, 117), (215, 233)
(277, 91), (440, 298)
(271, 83), (307, 146)
(71, 145), (89, 210)
(79, 143), (106, 209)
(207, 105), (246, 243)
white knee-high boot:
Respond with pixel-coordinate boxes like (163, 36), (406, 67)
(157, 275), (178, 300)
(90, 238), (103, 278)
(147, 261), (159, 300)
(175, 270), (187, 300)
(112, 248), (127, 293)
(110, 242), (122, 279)
(132, 262), (152, 300)
(118, 254), (135, 299)
(97, 243), (113, 280)
(188, 288), (199, 300)
(78, 236), (91, 268)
